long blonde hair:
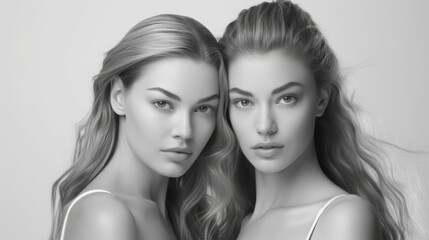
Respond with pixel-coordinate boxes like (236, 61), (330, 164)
(50, 14), (238, 240)
(219, 1), (409, 239)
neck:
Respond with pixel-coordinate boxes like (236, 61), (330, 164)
(251, 142), (335, 220)
(90, 119), (170, 218)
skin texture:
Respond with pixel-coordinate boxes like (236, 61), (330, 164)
(228, 50), (378, 240)
(229, 50), (323, 174)
(63, 57), (219, 240)
(112, 57), (219, 178)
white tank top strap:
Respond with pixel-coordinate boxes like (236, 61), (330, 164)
(60, 189), (113, 240)
(305, 194), (349, 240)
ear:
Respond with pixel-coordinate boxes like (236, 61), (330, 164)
(316, 86), (330, 117)
(110, 77), (126, 116)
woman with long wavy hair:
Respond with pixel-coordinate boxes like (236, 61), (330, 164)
(49, 14), (240, 240)
(219, 1), (409, 239)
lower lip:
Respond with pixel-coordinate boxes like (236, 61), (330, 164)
(161, 151), (192, 162)
(252, 147), (283, 158)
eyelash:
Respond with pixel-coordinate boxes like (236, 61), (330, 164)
(232, 99), (254, 108)
(276, 95), (298, 105)
(152, 100), (174, 111)
(232, 95), (298, 109)
(152, 100), (216, 115)
(195, 105), (217, 115)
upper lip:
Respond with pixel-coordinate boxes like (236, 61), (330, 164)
(161, 146), (192, 154)
(251, 142), (284, 149)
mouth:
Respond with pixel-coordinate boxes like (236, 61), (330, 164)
(251, 142), (284, 150)
(160, 147), (193, 162)
(161, 147), (192, 154)
(251, 142), (284, 158)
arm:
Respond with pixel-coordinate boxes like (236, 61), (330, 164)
(62, 193), (138, 240)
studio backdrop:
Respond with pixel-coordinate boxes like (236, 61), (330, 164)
(0, 0), (428, 239)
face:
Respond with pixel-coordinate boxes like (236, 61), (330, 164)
(228, 50), (326, 173)
(117, 58), (219, 177)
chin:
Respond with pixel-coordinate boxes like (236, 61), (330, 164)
(157, 162), (192, 178)
(250, 158), (294, 173)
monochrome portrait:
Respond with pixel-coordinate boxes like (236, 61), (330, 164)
(1, 1), (428, 239)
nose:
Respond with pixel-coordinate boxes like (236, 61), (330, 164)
(256, 105), (277, 135)
(171, 111), (193, 140)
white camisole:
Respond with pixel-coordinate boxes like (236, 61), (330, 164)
(59, 189), (113, 240)
(305, 194), (348, 240)
(59, 191), (346, 240)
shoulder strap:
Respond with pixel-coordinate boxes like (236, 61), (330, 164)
(305, 194), (348, 240)
(60, 189), (112, 240)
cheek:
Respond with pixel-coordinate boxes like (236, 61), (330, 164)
(192, 116), (216, 149)
(229, 109), (252, 146)
(126, 103), (169, 151)
(280, 102), (316, 146)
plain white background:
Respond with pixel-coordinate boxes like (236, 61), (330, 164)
(1, 0), (428, 239)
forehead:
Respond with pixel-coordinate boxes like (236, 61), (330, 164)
(132, 57), (219, 98)
(228, 50), (314, 93)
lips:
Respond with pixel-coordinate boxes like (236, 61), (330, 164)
(160, 146), (193, 162)
(251, 142), (284, 158)
(251, 142), (284, 149)
(161, 146), (192, 154)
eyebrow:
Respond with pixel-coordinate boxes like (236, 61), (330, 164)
(197, 94), (219, 104)
(271, 82), (304, 95)
(229, 82), (304, 97)
(147, 87), (181, 101)
(229, 88), (253, 97)
(148, 87), (219, 104)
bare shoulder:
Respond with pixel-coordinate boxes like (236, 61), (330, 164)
(314, 195), (380, 240)
(116, 196), (177, 239)
(119, 196), (161, 225)
(241, 214), (252, 228)
(63, 192), (138, 240)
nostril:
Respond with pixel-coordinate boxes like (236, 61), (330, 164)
(257, 122), (278, 135)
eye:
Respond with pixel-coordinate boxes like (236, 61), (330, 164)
(277, 95), (297, 105)
(195, 105), (216, 115)
(233, 99), (254, 109)
(153, 100), (174, 111)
